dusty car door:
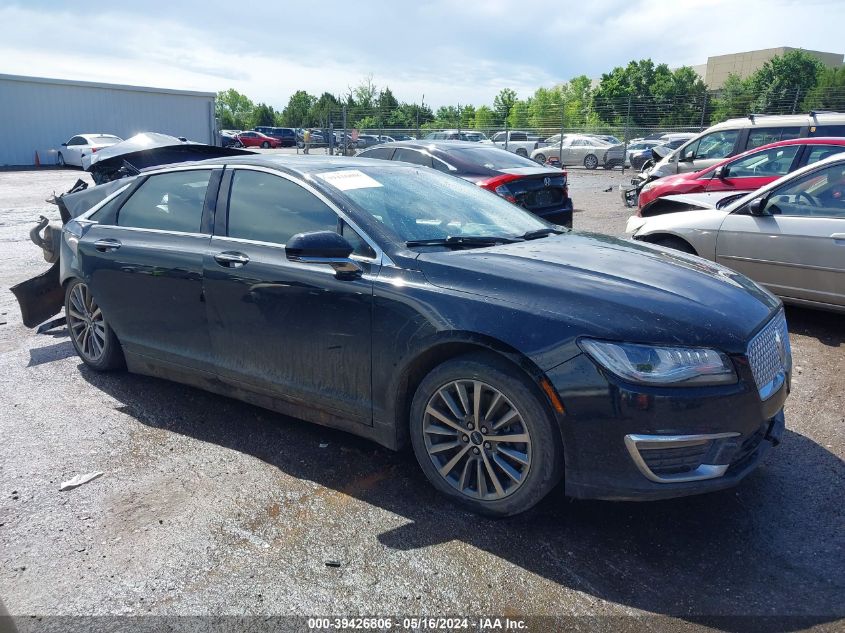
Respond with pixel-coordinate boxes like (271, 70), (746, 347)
(715, 162), (845, 307)
(63, 136), (87, 166)
(78, 167), (219, 371)
(203, 167), (376, 424)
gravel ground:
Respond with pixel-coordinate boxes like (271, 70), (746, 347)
(0, 166), (843, 632)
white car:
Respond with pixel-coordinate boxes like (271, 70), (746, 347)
(58, 134), (123, 167)
(531, 134), (610, 169)
(630, 153), (845, 313)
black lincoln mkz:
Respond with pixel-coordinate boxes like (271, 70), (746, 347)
(54, 155), (789, 516)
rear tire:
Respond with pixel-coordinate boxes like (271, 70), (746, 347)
(516, 148), (528, 157)
(584, 154), (599, 170)
(649, 235), (696, 255)
(65, 279), (124, 371)
(410, 353), (563, 517)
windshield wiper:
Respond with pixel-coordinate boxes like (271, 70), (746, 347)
(519, 227), (565, 240)
(405, 235), (519, 248)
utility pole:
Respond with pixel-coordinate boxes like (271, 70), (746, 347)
(342, 105), (348, 156)
(558, 102), (564, 168)
(457, 103), (461, 136)
(792, 87), (801, 114)
(622, 95), (632, 175)
(700, 93), (708, 129)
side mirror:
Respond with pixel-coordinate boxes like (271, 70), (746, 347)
(747, 197), (768, 216)
(714, 165), (728, 179)
(61, 142), (67, 147)
(285, 231), (362, 279)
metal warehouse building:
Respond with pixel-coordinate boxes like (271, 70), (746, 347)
(0, 74), (217, 166)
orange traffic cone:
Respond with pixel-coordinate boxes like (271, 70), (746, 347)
(34, 151), (41, 167)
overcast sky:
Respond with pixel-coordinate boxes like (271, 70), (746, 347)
(1, 0), (843, 108)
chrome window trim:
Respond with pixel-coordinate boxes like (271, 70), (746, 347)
(94, 225), (210, 239)
(624, 432), (741, 484)
(225, 164), (391, 266)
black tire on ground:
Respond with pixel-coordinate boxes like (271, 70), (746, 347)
(57, 152), (65, 167)
(584, 154), (599, 169)
(65, 279), (125, 371)
(649, 235), (697, 255)
(516, 148), (528, 157)
(534, 153), (546, 164)
(409, 352), (564, 517)
(261, 141), (270, 148)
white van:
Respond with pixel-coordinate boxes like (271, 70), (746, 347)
(649, 111), (845, 178)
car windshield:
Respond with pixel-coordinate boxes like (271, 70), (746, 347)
(446, 147), (542, 169)
(91, 135), (121, 143)
(315, 165), (549, 244)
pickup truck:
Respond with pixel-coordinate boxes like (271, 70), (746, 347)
(491, 131), (543, 157)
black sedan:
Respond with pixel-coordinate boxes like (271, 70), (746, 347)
(357, 141), (574, 227)
(52, 155), (789, 516)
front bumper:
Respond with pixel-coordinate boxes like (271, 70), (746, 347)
(547, 351), (789, 501)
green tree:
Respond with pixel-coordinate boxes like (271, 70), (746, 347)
(216, 88), (255, 130)
(711, 73), (754, 122)
(252, 103), (276, 127)
(310, 92), (341, 127)
(281, 90), (317, 127)
(472, 105), (496, 130)
(748, 50), (825, 114)
(493, 88), (518, 124)
(508, 99), (531, 128)
(803, 66), (845, 112)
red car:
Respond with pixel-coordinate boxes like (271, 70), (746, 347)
(637, 137), (845, 216)
(235, 131), (283, 148)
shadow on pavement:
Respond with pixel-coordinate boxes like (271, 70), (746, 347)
(79, 363), (845, 632)
(784, 306), (844, 347)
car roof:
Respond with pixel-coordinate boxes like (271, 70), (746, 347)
(196, 153), (402, 176)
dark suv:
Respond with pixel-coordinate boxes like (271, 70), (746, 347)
(254, 127), (296, 147)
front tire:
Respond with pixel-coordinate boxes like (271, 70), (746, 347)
(516, 148), (528, 157)
(410, 353), (563, 517)
(261, 141), (270, 148)
(57, 152), (65, 167)
(584, 154), (599, 169)
(65, 279), (124, 371)
(534, 153), (546, 164)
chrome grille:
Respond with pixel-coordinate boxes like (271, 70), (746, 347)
(746, 311), (790, 400)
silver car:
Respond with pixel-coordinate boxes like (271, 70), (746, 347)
(631, 153), (845, 313)
(531, 134), (610, 169)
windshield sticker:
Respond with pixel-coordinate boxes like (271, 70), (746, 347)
(317, 169), (383, 191)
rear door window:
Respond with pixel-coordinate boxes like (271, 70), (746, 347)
(725, 145), (801, 178)
(393, 148), (433, 168)
(809, 125), (845, 137)
(804, 145), (845, 166)
(359, 147), (395, 160)
(226, 170), (339, 245)
(746, 127), (802, 150)
(117, 170), (211, 233)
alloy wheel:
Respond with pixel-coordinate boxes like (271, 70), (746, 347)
(423, 380), (532, 501)
(67, 282), (107, 362)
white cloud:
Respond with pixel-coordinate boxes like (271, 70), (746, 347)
(1, 0), (843, 108)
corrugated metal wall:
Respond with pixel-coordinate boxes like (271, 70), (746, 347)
(0, 75), (217, 166)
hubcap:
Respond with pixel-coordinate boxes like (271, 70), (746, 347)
(67, 283), (106, 362)
(423, 380), (532, 501)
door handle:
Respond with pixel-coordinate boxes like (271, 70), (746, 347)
(214, 251), (250, 267)
(830, 233), (845, 241)
(94, 238), (121, 252)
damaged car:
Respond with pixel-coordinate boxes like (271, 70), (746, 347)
(16, 155), (790, 516)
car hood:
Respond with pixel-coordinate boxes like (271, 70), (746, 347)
(415, 232), (778, 352)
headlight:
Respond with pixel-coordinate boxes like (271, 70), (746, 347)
(580, 339), (737, 386)
(640, 180), (658, 193)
